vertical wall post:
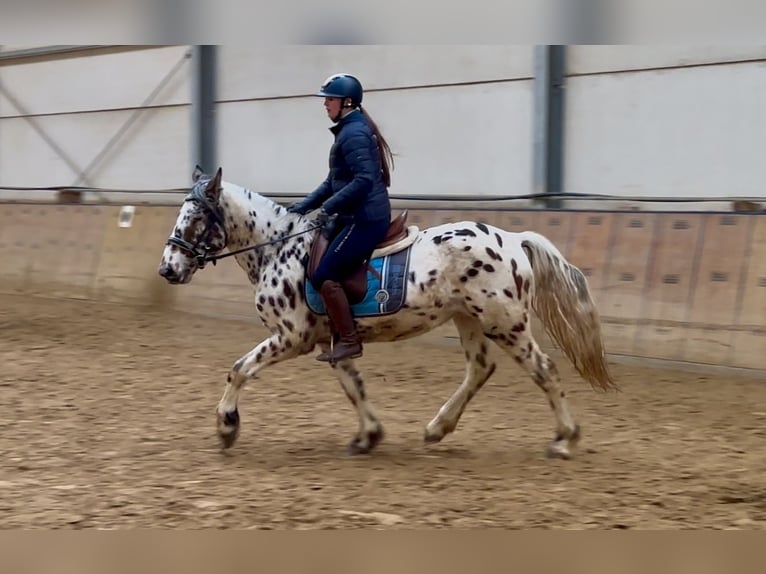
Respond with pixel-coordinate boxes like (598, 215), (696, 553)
(532, 45), (551, 205)
(547, 45), (566, 207)
(190, 45), (217, 174)
(532, 45), (566, 209)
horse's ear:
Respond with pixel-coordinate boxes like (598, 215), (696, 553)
(192, 164), (205, 182)
(205, 167), (223, 199)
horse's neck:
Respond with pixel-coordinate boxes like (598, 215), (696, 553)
(219, 182), (313, 284)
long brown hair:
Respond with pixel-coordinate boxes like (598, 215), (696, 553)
(359, 105), (394, 188)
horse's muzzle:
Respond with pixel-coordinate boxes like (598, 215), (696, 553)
(158, 264), (181, 284)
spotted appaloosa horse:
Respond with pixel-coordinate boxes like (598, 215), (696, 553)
(158, 167), (617, 459)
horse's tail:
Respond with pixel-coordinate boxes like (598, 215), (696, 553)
(519, 231), (617, 392)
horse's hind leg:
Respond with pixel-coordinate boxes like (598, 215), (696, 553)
(328, 351), (384, 455)
(424, 314), (497, 444)
(489, 323), (580, 459)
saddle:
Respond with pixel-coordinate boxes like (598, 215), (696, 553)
(308, 211), (411, 304)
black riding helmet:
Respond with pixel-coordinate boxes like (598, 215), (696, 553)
(316, 73), (363, 107)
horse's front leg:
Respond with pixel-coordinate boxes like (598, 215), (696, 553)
(216, 332), (302, 449)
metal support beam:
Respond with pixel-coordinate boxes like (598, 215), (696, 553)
(190, 45), (217, 175)
(532, 45), (566, 209)
(0, 45), (101, 61)
(547, 45), (566, 206)
(532, 46), (550, 202)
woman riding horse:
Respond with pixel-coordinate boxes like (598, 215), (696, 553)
(288, 73), (395, 363)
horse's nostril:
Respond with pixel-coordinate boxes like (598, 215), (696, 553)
(159, 266), (175, 279)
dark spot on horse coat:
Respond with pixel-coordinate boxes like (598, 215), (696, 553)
(409, 271), (416, 284)
(523, 278), (530, 293)
(485, 247), (502, 261)
(483, 264), (495, 272)
(432, 235), (443, 245)
(476, 222), (490, 235)
(472, 260), (483, 268)
(494, 232), (503, 248)
(282, 279), (297, 309)
(511, 258), (523, 298)
(454, 229), (476, 237)
(503, 288), (514, 299)
(467, 268), (479, 277)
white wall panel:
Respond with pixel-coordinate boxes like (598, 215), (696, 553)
(568, 45), (766, 75)
(2, 45), (764, 203)
(564, 61), (766, 198)
(0, 107), (189, 189)
(218, 80), (533, 198)
(0, 46), (190, 116)
(217, 45), (534, 100)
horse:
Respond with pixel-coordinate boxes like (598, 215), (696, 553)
(158, 166), (617, 459)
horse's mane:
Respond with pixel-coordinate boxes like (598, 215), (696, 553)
(221, 181), (283, 213)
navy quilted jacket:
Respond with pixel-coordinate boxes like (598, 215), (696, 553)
(295, 110), (391, 224)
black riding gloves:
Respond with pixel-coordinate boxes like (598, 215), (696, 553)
(313, 208), (331, 227)
(286, 202), (310, 215)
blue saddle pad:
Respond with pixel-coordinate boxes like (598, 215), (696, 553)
(305, 247), (412, 317)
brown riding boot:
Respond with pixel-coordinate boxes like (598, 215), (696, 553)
(316, 280), (363, 363)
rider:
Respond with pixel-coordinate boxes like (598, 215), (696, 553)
(287, 73), (394, 363)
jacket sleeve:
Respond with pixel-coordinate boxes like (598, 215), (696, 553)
(292, 174), (333, 213)
(320, 132), (376, 216)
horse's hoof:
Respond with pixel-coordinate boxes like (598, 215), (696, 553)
(545, 442), (572, 460)
(216, 409), (240, 449)
(423, 430), (444, 444)
(347, 428), (384, 455)
(348, 441), (371, 455)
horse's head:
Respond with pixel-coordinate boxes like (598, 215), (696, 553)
(158, 166), (228, 284)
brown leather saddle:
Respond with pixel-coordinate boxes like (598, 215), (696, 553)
(307, 211), (410, 304)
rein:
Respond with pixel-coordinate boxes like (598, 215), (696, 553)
(166, 185), (323, 269)
(203, 224), (323, 266)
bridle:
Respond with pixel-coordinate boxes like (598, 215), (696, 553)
(165, 183), (323, 269)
